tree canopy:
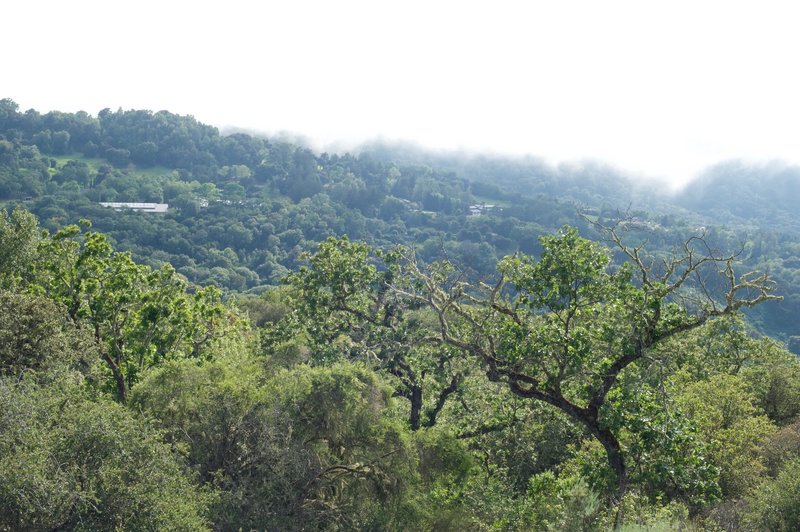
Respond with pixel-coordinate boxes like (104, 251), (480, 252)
(2, 99), (800, 529)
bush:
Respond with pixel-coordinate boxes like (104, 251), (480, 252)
(0, 378), (211, 530)
(743, 458), (800, 531)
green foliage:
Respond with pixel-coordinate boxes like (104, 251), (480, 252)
(501, 226), (611, 312)
(739, 344), (800, 425)
(494, 227), (649, 403)
(129, 357), (264, 481)
(34, 222), (236, 401)
(743, 457), (800, 531)
(675, 373), (777, 498)
(0, 289), (89, 379)
(0, 377), (211, 530)
(613, 490), (694, 532)
(603, 383), (720, 506)
(0, 207), (40, 285)
(234, 286), (292, 328)
(287, 236), (381, 346)
(272, 236), (471, 432)
(453, 468), (603, 531)
(761, 419), (800, 476)
(2, 101), (800, 528)
(389, 220), (778, 513)
(133, 359), (434, 530)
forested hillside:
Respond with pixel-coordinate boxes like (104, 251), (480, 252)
(3, 98), (800, 345)
(2, 99), (800, 529)
(0, 99), (567, 287)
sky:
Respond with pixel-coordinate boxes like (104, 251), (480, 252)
(5, 1), (800, 188)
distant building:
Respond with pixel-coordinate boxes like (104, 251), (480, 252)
(468, 204), (497, 216)
(620, 217), (660, 231)
(99, 202), (169, 213)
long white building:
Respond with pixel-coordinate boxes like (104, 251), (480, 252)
(99, 202), (169, 213)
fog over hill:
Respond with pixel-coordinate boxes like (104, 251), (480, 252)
(336, 139), (800, 228)
(225, 123), (800, 218)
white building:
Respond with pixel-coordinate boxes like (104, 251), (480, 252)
(468, 204), (497, 216)
(99, 202), (169, 213)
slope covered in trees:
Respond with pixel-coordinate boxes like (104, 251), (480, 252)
(3, 99), (800, 527)
(4, 98), (800, 347)
(1, 206), (799, 530)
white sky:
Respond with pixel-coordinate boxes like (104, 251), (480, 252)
(5, 1), (800, 187)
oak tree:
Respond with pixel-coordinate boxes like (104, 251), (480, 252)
(387, 225), (779, 504)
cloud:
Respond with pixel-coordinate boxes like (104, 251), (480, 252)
(5, 1), (800, 188)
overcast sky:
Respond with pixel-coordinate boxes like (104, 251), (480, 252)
(5, 1), (800, 187)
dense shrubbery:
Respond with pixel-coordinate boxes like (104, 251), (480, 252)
(0, 208), (798, 529)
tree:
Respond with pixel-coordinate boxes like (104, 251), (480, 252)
(53, 159), (92, 187)
(50, 130), (71, 155)
(0, 290), (88, 378)
(0, 207), (40, 285)
(0, 98), (20, 131)
(131, 140), (159, 166)
(36, 222), (233, 402)
(104, 146), (130, 167)
(386, 225), (779, 506)
(676, 373), (776, 498)
(269, 237), (466, 431)
(222, 181), (246, 202)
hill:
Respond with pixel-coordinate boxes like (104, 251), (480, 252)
(2, 97), (800, 347)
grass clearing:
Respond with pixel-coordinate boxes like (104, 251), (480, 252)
(50, 154), (108, 172)
(48, 154), (175, 179)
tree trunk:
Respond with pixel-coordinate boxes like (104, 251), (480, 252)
(409, 385), (422, 431)
(595, 426), (627, 502)
(100, 348), (127, 403)
(504, 378), (628, 501)
(588, 423), (627, 530)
